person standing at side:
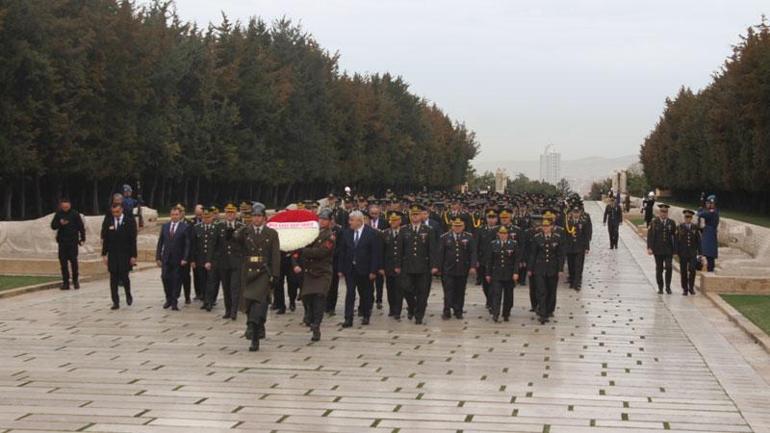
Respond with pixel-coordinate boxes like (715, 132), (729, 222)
(642, 192), (656, 228)
(697, 195), (719, 272)
(603, 199), (622, 249)
(51, 197), (86, 290)
(155, 206), (190, 311)
(676, 209), (701, 296)
(647, 203), (677, 294)
(101, 203), (137, 310)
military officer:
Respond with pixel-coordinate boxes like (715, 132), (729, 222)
(525, 214), (543, 312)
(399, 204), (436, 325)
(603, 198), (623, 249)
(528, 216), (565, 324)
(564, 206), (591, 290)
(235, 202), (280, 352)
(485, 226), (520, 322)
(293, 209), (336, 341)
(380, 212), (404, 319)
(212, 203), (244, 319)
(647, 203), (677, 294)
(676, 209), (701, 295)
(435, 218), (477, 320)
(191, 207), (217, 311)
(442, 197), (473, 234)
(476, 209), (499, 311)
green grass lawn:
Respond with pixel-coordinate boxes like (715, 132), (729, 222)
(626, 214), (645, 226)
(665, 200), (770, 228)
(0, 275), (59, 292)
(721, 294), (770, 336)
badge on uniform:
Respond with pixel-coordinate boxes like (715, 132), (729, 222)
(109, 226), (115, 231)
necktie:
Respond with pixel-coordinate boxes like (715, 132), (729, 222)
(170, 222), (176, 238)
(354, 230), (360, 245)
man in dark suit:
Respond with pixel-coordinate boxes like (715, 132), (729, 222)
(155, 205), (190, 310)
(101, 203), (137, 310)
(367, 204), (387, 310)
(51, 197), (86, 290)
(338, 210), (382, 327)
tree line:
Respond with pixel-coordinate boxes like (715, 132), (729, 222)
(0, 0), (478, 220)
(640, 19), (770, 213)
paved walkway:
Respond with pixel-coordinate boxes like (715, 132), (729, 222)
(1, 203), (769, 433)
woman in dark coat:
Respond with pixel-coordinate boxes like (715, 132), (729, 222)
(697, 195), (719, 272)
(101, 203), (138, 309)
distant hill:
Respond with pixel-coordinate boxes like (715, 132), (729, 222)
(473, 154), (639, 194)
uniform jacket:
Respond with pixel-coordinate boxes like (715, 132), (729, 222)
(191, 223), (217, 265)
(697, 209), (719, 258)
(101, 213), (137, 274)
(398, 223), (436, 274)
(295, 227), (336, 297)
(603, 205), (622, 227)
(476, 225), (498, 268)
(436, 231), (477, 276)
(528, 232), (565, 277)
(647, 217), (677, 255)
(213, 220), (244, 269)
(486, 238), (521, 281)
(564, 216), (592, 254)
(676, 222), (701, 258)
(381, 226), (403, 276)
(236, 224), (280, 307)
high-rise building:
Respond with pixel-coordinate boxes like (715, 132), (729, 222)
(539, 144), (561, 185)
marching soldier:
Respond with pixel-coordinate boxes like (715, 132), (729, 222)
(191, 207), (218, 311)
(212, 203), (244, 319)
(564, 206), (591, 290)
(293, 209), (336, 341)
(476, 209), (499, 311)
(399, 204), (436, 325)
(647, 203), (677, 294)
(525, 214), (543, 312)
(380, 212), (404, 319)
(442, 197), (473, 234)
(603, 199), (623, 249)
(235, 202), (280, 352)
(528, 216), (565, 324)
(435, 218), (477, 320)
(485, 226), (520, 322)
(677, 209), (701, 296)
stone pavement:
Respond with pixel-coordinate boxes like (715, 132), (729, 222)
(1, 203), (769, 433)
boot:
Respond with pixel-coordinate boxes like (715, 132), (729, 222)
(311, 325), (321, 342)
(244, 322), (255, 340)
(249, 337), (259, 352)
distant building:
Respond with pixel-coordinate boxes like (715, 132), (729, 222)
(539, 144), (561, 185)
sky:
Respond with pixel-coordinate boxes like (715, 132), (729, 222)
(171, 0), (767, 163)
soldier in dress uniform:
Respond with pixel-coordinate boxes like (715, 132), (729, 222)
(293, 208), (335, 341)
(380, 211), (404, 319)
(175, 204), (195, 304)
(234, 202), (281, 352)
(442, 197), (473, 234)
(528, 216), (565, 324)
(676, 209), (701, 296)
(603, 198), (623, 249)
(642, 192), (656, 228)
(564, 206), (592, 291)
(191, 207), (217, 311)
(435, 218), (477, 320)
(212, 203), (244, 319)
(476, 209), (499, 311)
(485, 226), (520, 322)
(646, 203), (677, 294)
(238, 202), (252, 223)
(525, 214), (543, 312)
(399, 203), (436, 325)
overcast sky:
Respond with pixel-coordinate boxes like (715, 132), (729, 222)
(172, 0), (766, 162)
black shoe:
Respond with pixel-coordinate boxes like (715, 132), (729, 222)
(110, 304), (119, 310)
(257, 326), (266, 340)
(341, 320), (353, 328)
(407, 313), (414, 320)
(249, 339), (259, 352)
(683, 291), (688, 296)
(311, 326), (320, 342)
(376, 303), (383, 310)
(276, 308), (286, 315)
(415, 318), (423, 325)
(503, 316), (510, 322)
(539, 316), (547, 324)
(455, 313), (463, 320)
(289, 303), (296, 312)
(200, 303), (208, 310)
(60, 284), (70, 290)
(222, 312), (231, 319)
(393, 315), (401, 321)
(689, 289), (695, 295)
(230, 314), (237, 321)
(362, 317), (370, 325)
(327, 311), (336, 317)
(126, 295), (133, 306)
(163, 302), (171, 309)
(73, 282), (80, 290)
(657, 288), (664, 294)
(185, 298), (192, 305)
(666, 288), (672, 294)
(171, 305), (180, 311)
(529, 308), (535, 312)
(492, 314), (499, 323)
(442, 312), (451, 320)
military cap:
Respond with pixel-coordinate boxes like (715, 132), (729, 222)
(122, 184), (132, 193)
(211, 206), (220, 213)
(318, 208), (333, 220)
(409, 203), (425, 215)
(497, 225), (509, 234)
(239, 201), (251, 212)
(388, 211), (402, 223)
(499, 208), (512, 218)
(657, 203), (670, 209)
(252, 202), (266, 216)
(327, 192), (337, 199)
(224, 203), (237, 212)
(706, 194), (716, 203)
(202, 207), (212, 216)
(683, 209), (695, 216)
(542, 218), (553, 227)
(175, 203), (186, 212)
(451, 218), (464, 227)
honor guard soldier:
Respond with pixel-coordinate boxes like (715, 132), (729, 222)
(676, 209), (701, 295)
(191, 207), (217, 311)
(293, 208), (336, 341)
(380, 212), (404, 319)
(435, 218), (477, 320)
(603, 198), (623, 249)
(485, 226), (520, 322)
(235, 202), (280, 351)
(399, 203), (436, 325)
(477, 209), (499, 311)
(213, 203), (244, 319)
(564, 206), (592, 290)
(528, 216), (565, 324)
(647, 203), (677, 294)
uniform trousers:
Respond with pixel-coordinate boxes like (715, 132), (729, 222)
(607, 224), (620, 249)
(193, 266), (208, 300)
(441, 274), (468, 315)
(303, 294), (326, 327)
(58, 242), (79, 287)
(403, 272), (431, 321)
(654, 254), (673, 290)
(534, 273), (558, 318)
(326, 271), (340, 313)
(220, 265), (240, 316)
(385, 274), (404, 317)
(566, 253), (585, 287)
(679, 256), (697, 291)
(490, 279), (514, 318)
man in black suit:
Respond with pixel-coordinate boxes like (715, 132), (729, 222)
(367, 204), (387, 310)
(101, 203), (137, 310)
(155, 205), (190, 310)
(338, 210), (382, 327)
(51, 197), (86, 290)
